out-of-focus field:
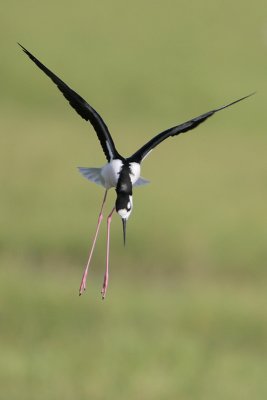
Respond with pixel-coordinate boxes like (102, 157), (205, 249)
(1, 1), (267, 399)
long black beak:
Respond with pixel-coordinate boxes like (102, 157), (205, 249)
(122, 218), (127, 246)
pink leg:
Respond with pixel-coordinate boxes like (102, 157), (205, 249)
(101, 207), (115, 300)
(79, 190), (108, 295)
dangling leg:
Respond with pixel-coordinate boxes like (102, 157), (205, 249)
(79, 190), (108, 295)
(101, 207), (115, 300)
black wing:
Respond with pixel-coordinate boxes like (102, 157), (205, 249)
(128, 93), (254, 163)
(19, 43), (120, 162)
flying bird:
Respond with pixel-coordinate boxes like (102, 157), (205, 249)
(19, 43), (254, 299)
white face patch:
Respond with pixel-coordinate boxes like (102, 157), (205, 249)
(117, 196), (133, 220)
(118, 208), (130, 219)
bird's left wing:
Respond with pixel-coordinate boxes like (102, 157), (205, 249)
(19, 43), (120, 162)
(128, 93), (254, 163)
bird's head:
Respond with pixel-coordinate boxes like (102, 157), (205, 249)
(115, 193), (133, 245)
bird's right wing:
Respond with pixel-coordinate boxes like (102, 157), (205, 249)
(19, 43), (120, 162)
(128, 93), (254, 163)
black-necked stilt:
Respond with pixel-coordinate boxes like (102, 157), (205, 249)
(19, 43), (254, 299)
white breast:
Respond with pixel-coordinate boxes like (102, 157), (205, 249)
(101, 159), (123, 189)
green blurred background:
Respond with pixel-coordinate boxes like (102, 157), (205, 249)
(1, 1), (267, 399)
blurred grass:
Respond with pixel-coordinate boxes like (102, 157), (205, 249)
(0, 262), (267, 400)
(1, 0), (267, 398)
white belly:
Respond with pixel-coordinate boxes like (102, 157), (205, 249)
(129, 162), (141, 185)
(101, 159), (123, 189)
(100, 160), (141, 189)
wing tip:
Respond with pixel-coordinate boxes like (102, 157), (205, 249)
(18, 42), (33, 61)
(17, 42), (27, 52)
(217, 91), (256, 112)
(18, 43), (38, 64)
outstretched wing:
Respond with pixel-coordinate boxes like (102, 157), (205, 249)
(19, 43), (120, 162)
(128, 93), (254, 163)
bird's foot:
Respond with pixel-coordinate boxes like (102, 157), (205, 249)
(79, 272), (87, 296)
(101, 275), (108, 300)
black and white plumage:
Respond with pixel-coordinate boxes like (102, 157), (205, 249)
(19, 43), (254, 299)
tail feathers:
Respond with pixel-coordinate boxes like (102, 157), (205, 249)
(134, 177), (150, 187)
(78, 167), (149, 188)
(78, 167), (104, 187)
